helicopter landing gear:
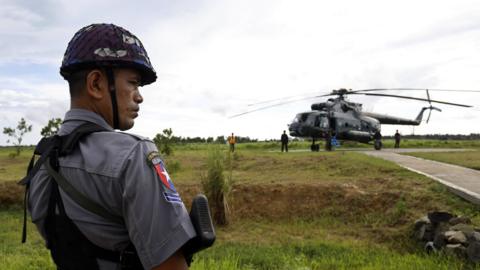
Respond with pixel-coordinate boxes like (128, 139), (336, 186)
(324, 133), (333, 151)
(325, 138), (332, 151)
(374, 139), (382, 150)
(311, 139), (320, 152)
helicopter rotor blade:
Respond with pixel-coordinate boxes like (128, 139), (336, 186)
(247, 90), (325, 106)
(362, 93), (472, 107)
(426, 109), (432, 123)
(352, 88), (480, 93)
(248, 88), (480, 106)
(229, 96), (319, 118)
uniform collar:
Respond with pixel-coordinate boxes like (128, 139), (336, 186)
(62, 109), (114, 132)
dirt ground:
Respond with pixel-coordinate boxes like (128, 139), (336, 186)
(179, 182), (403, 222)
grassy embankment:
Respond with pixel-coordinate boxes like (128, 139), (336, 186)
(1, 141), (480, 269)
(403, 151), (480, 171)
(228, 138), (480, 151)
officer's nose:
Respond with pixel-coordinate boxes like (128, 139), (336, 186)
(134, 91), (143, 104)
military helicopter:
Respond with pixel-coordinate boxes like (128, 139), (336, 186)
(231, 88), (478, 151)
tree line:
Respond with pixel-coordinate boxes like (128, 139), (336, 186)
(2, 117), (258, 157)
(4, 117), (479, 158)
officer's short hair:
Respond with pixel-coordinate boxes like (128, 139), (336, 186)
(67, 69), (91, 98)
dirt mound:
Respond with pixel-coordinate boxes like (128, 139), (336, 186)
(175, 182), (404, 224)
(0, 181), (24, 206)
(1, 181), (404, 226)
(227, 183), (401, 222)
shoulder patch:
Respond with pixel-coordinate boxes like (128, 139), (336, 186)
(147, 151), (181, 203)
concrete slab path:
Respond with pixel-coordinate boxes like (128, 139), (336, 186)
(362, 149), (480, 205)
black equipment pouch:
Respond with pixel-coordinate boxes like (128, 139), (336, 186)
(182, 194), (216, 266)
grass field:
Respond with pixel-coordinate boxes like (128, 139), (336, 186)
(1, 142), (480, 269)
(403, 150), (480, 170)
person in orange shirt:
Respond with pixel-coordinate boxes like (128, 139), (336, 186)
(228, 133), (236, 152)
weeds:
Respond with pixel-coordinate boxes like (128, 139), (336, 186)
(201, 146), (234, 225)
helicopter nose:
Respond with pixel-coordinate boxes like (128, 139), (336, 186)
(288, 123), (299, 136)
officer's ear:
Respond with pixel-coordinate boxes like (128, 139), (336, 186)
(85, 69), (108, 100)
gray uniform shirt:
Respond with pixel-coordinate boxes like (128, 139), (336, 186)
(28, 109), (196, 269)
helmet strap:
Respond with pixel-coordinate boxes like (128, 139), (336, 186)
(105, 68), (119, 129)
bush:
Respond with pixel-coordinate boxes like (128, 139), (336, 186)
(201, 146), (234, 226)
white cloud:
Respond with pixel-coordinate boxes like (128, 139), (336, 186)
(1, 0), (480, 145)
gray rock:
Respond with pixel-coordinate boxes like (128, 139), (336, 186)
(445, 231), (467, 244)
(415, 215), (430, 227)
(449, 216), (472, 226)
(444, 244), (467, 258)
(428, 212), (454, 224)
(471, 232), (480, 242)
(425, 241), (437, 253)
(433, 232), (446, 248)
(414, 223), (427, 240)
(433, 222), (450, 243)
(467, 241), (480, 263)
(450, 223), (475, 234)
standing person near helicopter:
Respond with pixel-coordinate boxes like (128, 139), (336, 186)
(281, 130), (289, 152)
(22, 24), (197, 270)
(394, 130), (401, 148)
(228, 132), (236, 152)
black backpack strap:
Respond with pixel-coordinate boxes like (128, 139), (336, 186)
(21, 122), (143, 269)
(44, 158), (123, 224)
(20, 122), (109, 243)
(20, 136), (61, 243)
(59, 122), (110, 155)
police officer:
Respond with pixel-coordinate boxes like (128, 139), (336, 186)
(281, 130), (288, 152)
(26, 24), (195, 269)
(394, 129), (401, 148)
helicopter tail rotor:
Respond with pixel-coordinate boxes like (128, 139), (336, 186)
(426, 106), (442, 123)
(425, 89), (442, 123)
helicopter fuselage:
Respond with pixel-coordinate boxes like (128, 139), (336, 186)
(289, 110), (380, 143)
(288, 98), (381, 143)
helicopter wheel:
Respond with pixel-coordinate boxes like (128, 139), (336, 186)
(374, 140), (382, 150)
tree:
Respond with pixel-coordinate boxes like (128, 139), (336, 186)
(41, 118), (62, 137)
(153, 128), (174, 156)
(3, 118), (32, 157)
(215, 136), (226, 144)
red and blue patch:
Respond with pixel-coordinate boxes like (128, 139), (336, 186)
(147, 152), (181, 203)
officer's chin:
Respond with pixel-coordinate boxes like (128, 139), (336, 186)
(119, 119), (135, 131)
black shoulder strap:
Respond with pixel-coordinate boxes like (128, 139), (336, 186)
(44, 158), (123, 224)
(59, 122), (109, 156)
(19, 122), (108, 186)
(20, 122), (110, 243)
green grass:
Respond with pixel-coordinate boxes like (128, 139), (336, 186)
(1, 142), (480, 269)
(0, 207), (54, 269)
(193, 241), (477, 270)
(403, 150), (480, 170)
(0, 148), (32, 183)
(172, 139), (480, 152)
(2, 213), (479, 270)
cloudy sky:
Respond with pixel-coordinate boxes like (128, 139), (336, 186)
(1, 0), (480, 145)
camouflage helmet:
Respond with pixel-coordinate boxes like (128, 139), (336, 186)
(60, 23), (157, 86)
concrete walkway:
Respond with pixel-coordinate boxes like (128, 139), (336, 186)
(362, 149), (480, 205)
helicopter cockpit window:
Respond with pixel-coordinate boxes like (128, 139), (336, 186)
(293, 113), (309, 123)
(318, 117), (329, 128)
